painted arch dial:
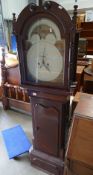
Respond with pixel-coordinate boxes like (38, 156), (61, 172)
(26, 18), (65, 84)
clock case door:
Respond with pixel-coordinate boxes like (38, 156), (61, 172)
(31, 97), (69, 156)
(30, 95), (69, 175)
(14, 1), (76, 91)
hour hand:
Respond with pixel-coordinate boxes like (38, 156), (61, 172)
(44, 62), (50, 71)
(38, 61), (42, 68)
(42, 56), (50, 71)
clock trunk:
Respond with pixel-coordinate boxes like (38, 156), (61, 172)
(29, 91), (69, 174)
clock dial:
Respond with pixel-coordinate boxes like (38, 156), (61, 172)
(26, 18), (65, 85)
(27, 40), (62, 81)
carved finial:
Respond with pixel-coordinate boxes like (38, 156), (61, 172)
(29, 3), (36, 12)
(72, 4), (78, 28)
(13, 13), (16, 22)
(43, 1), (51, 10)
(39, 0), (42, 7)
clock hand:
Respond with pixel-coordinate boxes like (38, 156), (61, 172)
(42, 48), (46, 65)
(38, 47), (46, 69)
(44, 62), (50, 71)
(40, 47), (46, 66)
(39, 47), (50, 71)
(38, 60), (48, 70)
(42, 48), (50, 71)
(38, 61), (42, 68)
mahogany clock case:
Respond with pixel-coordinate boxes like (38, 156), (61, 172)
(13, 1), (77, 175)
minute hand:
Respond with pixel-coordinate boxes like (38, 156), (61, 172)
(44, 62), (50, 71)
(40, 48), (50, 71)
(42, 48), (50, 71)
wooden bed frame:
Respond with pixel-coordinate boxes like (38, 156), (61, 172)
(0, 49), (31, 114)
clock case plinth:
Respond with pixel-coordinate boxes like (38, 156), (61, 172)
(13, 1), (78, 175)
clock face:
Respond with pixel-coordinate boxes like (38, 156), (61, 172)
(26, 18), (65, 85)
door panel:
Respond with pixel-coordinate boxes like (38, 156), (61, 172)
(34, 103), (59, 156)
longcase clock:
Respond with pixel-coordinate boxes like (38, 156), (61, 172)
(13, 1), (77, 174)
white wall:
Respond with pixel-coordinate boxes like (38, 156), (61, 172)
(45, 0), (93, 11)
(1, 0), (28, 20)
(61, 0), (93, 11)
(1, 0), (93, 19)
